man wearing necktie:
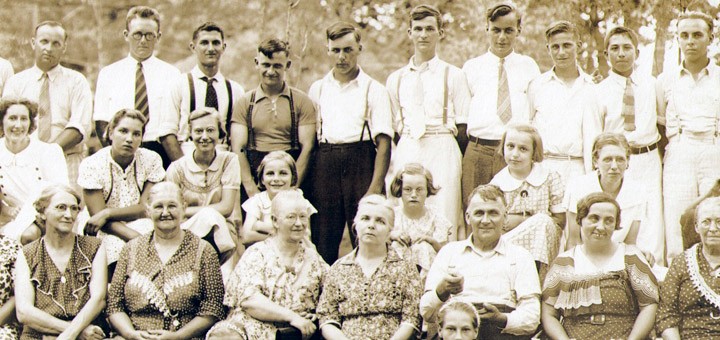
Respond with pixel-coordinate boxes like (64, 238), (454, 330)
(159, 22), (244, 162)
(385, 5), (471, 238)
(93, 6), (180, 169)
(3, 21), (92, 188)
(597, 26), (664, 265)
(461, 2), (540, 238)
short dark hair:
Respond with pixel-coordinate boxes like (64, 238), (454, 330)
(545, 20), (579, 42)
(678, 10), (714, 34)
(467, 184), (506, 207)
(389, 163), (440, 198)
(326, 21), (361, 43)
(193, 21), (224, 41)
(486, 2), (521, 28)
(576, 192), (622, 229)
(410, 4), (443, 29)
(104, 108), (148, 145)
(257, 38), (290, 59)
(35, 21), (68, 41)
(187, 107), (227, 140)
(604, 26), (639, 51)
(126, 6), (161, 32)
(0, 98), (38, 135)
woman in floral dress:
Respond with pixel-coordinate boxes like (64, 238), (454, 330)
(0, 234), (21, 339)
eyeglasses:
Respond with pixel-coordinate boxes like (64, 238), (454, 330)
(699, 218), (720, 229)
(53, 204), (81, 213)
(130, 32), (157, 41)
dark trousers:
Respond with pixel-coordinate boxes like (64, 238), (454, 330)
(461, 142), (505, 207)
(307, 141), (376, 264)
(142, 140), (172, 169)
(474, 304), (533, 340)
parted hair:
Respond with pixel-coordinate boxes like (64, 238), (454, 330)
(604, 25), (639, 51)
(126, 6), (161, 31)
(104, 108), (148, 145)
(256, 151), (298, 190)
(193, 21), (224, 41)
(678, 10), (714, 34)
(438, 299), (481, 330)
(544, 20), (579, 41)
(575, 192), (622, 229)
(34, 184), (81, 214)
(188, 107), (227, 140)
(410, 4), (443, 29)
(354, 194), (395, 229)
(591, 132), (631, 166)
(695, 196), (720, 224)
(326, 21), (361, 43)
(486, 2), (521, 27)
(499, 123), (544, 162)
(0, 97), (38, 135)
(258, 38), (290, 58)
(390, 163), (440, 198)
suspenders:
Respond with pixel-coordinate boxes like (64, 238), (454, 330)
(394, 64), (450, 135)
(245, 88), (299, 151)
(317, 79), (374, 144)
(187, 73), (234, 142)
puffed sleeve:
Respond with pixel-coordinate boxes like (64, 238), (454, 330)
(107, 242), (131, 315)
(656, 252), (686, 333)
(138, 149), (165, 184)
(431, 208), (453, 244)
(77, 152), (106, 190)
(198, 241), (225, 320)
(165, 159), (181, 185)
(624, 246), (659, 306)
(399, 259), (422, 333)
(223, 244), (267, 308)
(241, 194), (263, 221)
(220, 153), (241, 190)
(316, 263), (344, 330)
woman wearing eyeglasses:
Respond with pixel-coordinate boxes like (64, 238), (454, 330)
(563, 133), (648, 256)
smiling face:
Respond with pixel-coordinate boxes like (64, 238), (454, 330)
(328, 33), (361, 78)
(409, 16), (442, 56)
(109, 116), (144, 159)
(42, 190), (80, 235)
(503, 129), (534, 173)
(273, 198), (310, 243)
(192, 30), (225, 68)
(606, 33), (637, 77)
(401, 173), (428, 209)
(465, 195), (506, 249)
(261, 159), (293, 197)
(547, 31), (578, 71)
(580, 202), (618, 245)
(595, 144), (628, 181)
(147, 186), (184, 233)
(440, 310), (478, 340)
(190, 114), (219, 153)
(255, 51), (289, 90)
(125, 17), (159, 62)
(678, 18), (712, 65)
(354, 203), (392, 246)
(488, 12), (519, 58)
(32, 24), (66, 71)
(3, 104), (31, 142)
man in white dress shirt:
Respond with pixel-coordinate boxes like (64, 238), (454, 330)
(158, 22), (244, 160)
(0, 57), (14, 94)
(3, 21), (92, 187)
(94, 5), (180, 168)
(597, 26), (665, 264)
(461, 2), (540, 223)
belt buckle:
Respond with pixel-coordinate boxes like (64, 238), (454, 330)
(590, 314), (605, 325)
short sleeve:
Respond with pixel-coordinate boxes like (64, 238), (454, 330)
(165, 160), (182, 185)
(198, 241), (226, 320)
(431, 209), (453, 243)
(656, 252), (686, 333)
(231, 91), (252, 126)
(42, 142), (69, 185)
(624, 247), (659, 306)
(316, 264), (344, 330)
(295, 90), (317, 126)
(107, 243), (131, 315)
(548, 171), (565, 214)
(241, 194), (263, 220)
(562, 177), (579, 214)
(223, 244), (267, 308)
(77, 152), (106, 190)
(139, 150), (165, 184)
(367, 79), (394, 140)
(220, 153), (241, 190)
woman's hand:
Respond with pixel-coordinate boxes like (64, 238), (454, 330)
(290, 314), (317, 339)
(85, 209), (110, 234)
(389, 230), (411, 247)
(417, 235), (440, 249)
(148, 329), (177, 339)
(74, 325), (105, 340)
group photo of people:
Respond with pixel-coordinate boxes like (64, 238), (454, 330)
(0, 0), (719, 339)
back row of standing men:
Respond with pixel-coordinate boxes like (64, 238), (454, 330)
(0, 3), (717, 266)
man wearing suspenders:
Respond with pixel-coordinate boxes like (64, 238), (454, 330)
(159, 22), (244, 161)
(307, 22), (393, 264)
(231, 38), (317, 199)
(385, 5), (471, 237)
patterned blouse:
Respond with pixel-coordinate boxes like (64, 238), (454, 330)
(107, 231), (224, 339)
(490, 163), (564, 216)
(0, 235), (20, 339)
(21, 236), (102, 340)
(215, 238), (328, 338)
(657, 244), (720, 339)
(391, 204), (452, 277)
(317, 248), (422, 340)
(165, 150), (240, 207)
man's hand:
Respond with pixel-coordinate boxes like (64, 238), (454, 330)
(436, 269), (464, 301)
(478, 303), (508, 327)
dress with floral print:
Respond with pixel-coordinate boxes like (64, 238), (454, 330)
(391, 204), (452, 280)
(0, 235), (20, 339)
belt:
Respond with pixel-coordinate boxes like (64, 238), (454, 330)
(468, 135), (500, 146)
(629, 141), (658, 155)
(544, 152), (583, 160)
(318, 140), (374, 149)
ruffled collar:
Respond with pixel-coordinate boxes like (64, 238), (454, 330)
(492, 163), (550, 192)
(686, 244), (720, 310)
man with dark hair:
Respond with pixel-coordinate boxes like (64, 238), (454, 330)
(527, 20), (601, 185)
(657, 10), (720, 262)
(385, 4), (470, 235)
(158, 21), (244, 161)
(596, 26), (664, 263)
(4, 21), (92, 187)
(231, 38), (316, 201)
(307, 21), (393, 264)
(94, 5), (180, 168)
(461, 2), (540, 230)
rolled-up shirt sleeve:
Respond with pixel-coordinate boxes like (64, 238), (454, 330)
(420, 245), (452, 321)
(503, 251), (541, 335)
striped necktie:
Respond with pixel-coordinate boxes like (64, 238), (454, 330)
(201, 76), (218, 110)
(37, 73), (52, 142)
(135, 62), (149, 118)
(497, 58), (512, 124)
(621, 77), (635, 131)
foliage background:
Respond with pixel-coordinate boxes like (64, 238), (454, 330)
(1, 0), (719, 93)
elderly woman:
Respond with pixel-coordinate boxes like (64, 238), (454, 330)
(107, 182), (224, 340)
(563, 133), (652, 258)
(657, 196), (720, 339)
(542, 192), (658, 340)
(0, 233), (21, 338)
(0, 98), (68, 241)
(77, 109), (165, 266)
(166, 108), (240, 265)
(207, 190), (327, 339)
(317, 195), (422, 340)
(14, 185), (107, 340)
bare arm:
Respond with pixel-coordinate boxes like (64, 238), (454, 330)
(541, 302), (571, 340)
(627, 303), (657, 340)
(661, 328), (681, 340)
(389, 324), (416, 340)
(365, 134), (391, 196)
(295, 124), (316, 186)
(321, 324), (350, 340)
(54, 128), (83, 152)
(160, 316), (217, 340)
(15, 251), (71, 335)
(94, 121), (109, 147)
(0, 297), (15, 325)
(59, 243), (108, 339)
(566, 211), (581, 250)
(241, 214), (272, 246)
(456, 123), (468, 155)
(231, 123), (259, 197)
(159, 134), (184, 163)
(241, 293), (316, 338)
(551, 212), (566, 229)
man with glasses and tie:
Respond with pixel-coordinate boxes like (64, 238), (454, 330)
(94, 5), (180, 168)
(158, 22), (244, 160)
(3, 21), (92, 187)
(596, 26), (664, 264)
(385, 4), (471, 237)
(461, 2), (540, 235)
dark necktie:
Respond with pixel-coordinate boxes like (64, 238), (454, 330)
(201, 76), (218, 110)
(135, 62), (149, 117)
